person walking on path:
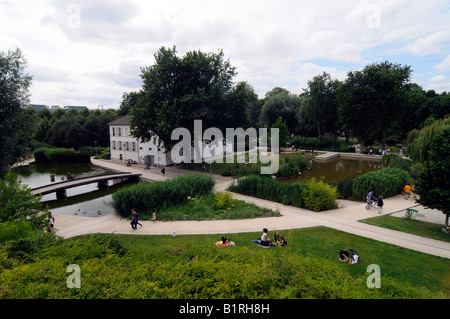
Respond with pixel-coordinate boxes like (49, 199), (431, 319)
(377, 196), (384, 214)
(161, 167), (165, 177)
(131, 208), (142, 229)
(403, 184), (412, 200)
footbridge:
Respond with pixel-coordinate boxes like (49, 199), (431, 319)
(31, 172), (141, 199)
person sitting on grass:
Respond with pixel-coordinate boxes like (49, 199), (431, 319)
(259, 228), (270, 247)
(349, 249), (359, 265)
(338, 249), (350, 262)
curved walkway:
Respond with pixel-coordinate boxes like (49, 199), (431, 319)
(54, 158), (450, 259)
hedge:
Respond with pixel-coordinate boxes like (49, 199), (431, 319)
(34, 148), (91, 165)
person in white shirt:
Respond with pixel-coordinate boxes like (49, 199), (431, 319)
(349, 249), (359, 264)
(260, 228), (270, 247)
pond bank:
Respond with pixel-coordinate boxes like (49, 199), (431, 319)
(315, 151), (384, 162)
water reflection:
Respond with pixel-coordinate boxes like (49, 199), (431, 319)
(13, 163), (138, 217)
(281, 158), (384, 184)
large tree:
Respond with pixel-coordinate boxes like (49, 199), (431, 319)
(0, 49), (34, 176)
(130, 46), (237, 150)
(338, 61), (411, 151)
(303, 72), (341, 142)
(259, 88), (302, 136)
(416, 128), (450, 230)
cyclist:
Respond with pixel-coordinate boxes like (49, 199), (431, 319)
(366, 190), (376, 209)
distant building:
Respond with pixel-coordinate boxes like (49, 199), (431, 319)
(30, 104), (48, 111)
(108, 115), (173, 166)
(63, 105), (88, 112)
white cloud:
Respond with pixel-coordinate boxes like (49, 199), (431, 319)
(410, 31), (450, 56)
(426, 74), (450, 92)
(436, 55), (450, 71)
(1, 0), (450, 107)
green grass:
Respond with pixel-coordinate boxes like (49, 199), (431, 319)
(139, 193), (280, 221)
(361, 214), (450, 243)
(1, 227), (448, 298)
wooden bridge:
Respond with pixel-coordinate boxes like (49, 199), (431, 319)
(31, 172), (141, 199)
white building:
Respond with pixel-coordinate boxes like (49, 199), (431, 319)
(108, 115), (173, 166)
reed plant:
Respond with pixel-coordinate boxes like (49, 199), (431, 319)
(111, 173), (215, 217)
(352, 168), (411, 201)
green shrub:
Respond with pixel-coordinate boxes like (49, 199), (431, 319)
(111, 173), (215, 217)
(276, 154), (311, 178)
(352, 168), (411, 201)
(290, 137), (335, 149)
(384, 154), (413, 171)
(0, 220), (37, 244)
(332, 177), (355, 199)
(213, 192), (235, 211)
(302, 178), (338, 212)
(34, 148), (91, 164)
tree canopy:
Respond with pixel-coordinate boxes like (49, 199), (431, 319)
(0, 49), (34, 176)
(416, 127), (450, 228)
(130, 46), (239, 150)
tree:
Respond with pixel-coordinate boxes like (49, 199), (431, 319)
(272, 116), (290, 148)
(0, 49), (34, 176)
(303, 72), (341, 142)
(416, 128), (450, 229)
(259, 89), (302, 135)
(226, 81), (261, 128)
(0, 171), (49, 229)
(338, 61), (411, 151)
(130, 46), (237, 150)
(406, 117), (450, 163)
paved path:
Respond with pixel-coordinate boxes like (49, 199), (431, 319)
(54, 158), (450, 259)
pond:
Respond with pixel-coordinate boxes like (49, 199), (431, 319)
(13, 163), (138, 218)
(280, 157), (384, 184)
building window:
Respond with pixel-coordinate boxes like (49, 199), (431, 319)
(119, 141), (122, 150)
(118, 128), (122, 136)
(132, 142), (136, 152)
(112, 127), (116, 136)
(112, 141), (116, 150)
(126, 142), (129, 151)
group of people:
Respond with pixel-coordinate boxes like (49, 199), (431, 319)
(402, 184), (416, 200)
(338, 249), (359, 264)
(366, 190), (384, 214)
(46, 212), (56, 233)
(251, 228), (288, 248)
(130, 208), (157, 230)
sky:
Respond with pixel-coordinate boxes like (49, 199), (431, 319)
(1, 0), (450, 109)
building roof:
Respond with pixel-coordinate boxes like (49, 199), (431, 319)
(108, 115), (131, 126)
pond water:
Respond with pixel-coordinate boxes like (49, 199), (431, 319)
(281, 157), (384, 184)
(13, 163), (138, 218)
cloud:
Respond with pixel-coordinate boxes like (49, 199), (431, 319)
(2, 0), (450, 107)
(410, 31), (450, 56)
(436, 55), (450, 72)
(426, 74), (450, 92)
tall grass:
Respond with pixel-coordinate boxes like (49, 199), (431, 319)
(352, 168), (411, 201)
(228, 175), (308, 207)
(111, 173), (215, 217)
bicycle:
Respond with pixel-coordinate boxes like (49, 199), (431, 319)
(365, 198), (377, 210)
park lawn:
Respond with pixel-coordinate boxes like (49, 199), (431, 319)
(119, 227), (450, 297)
(1, 227), (448, 298)
(360, 214), (450, 243)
